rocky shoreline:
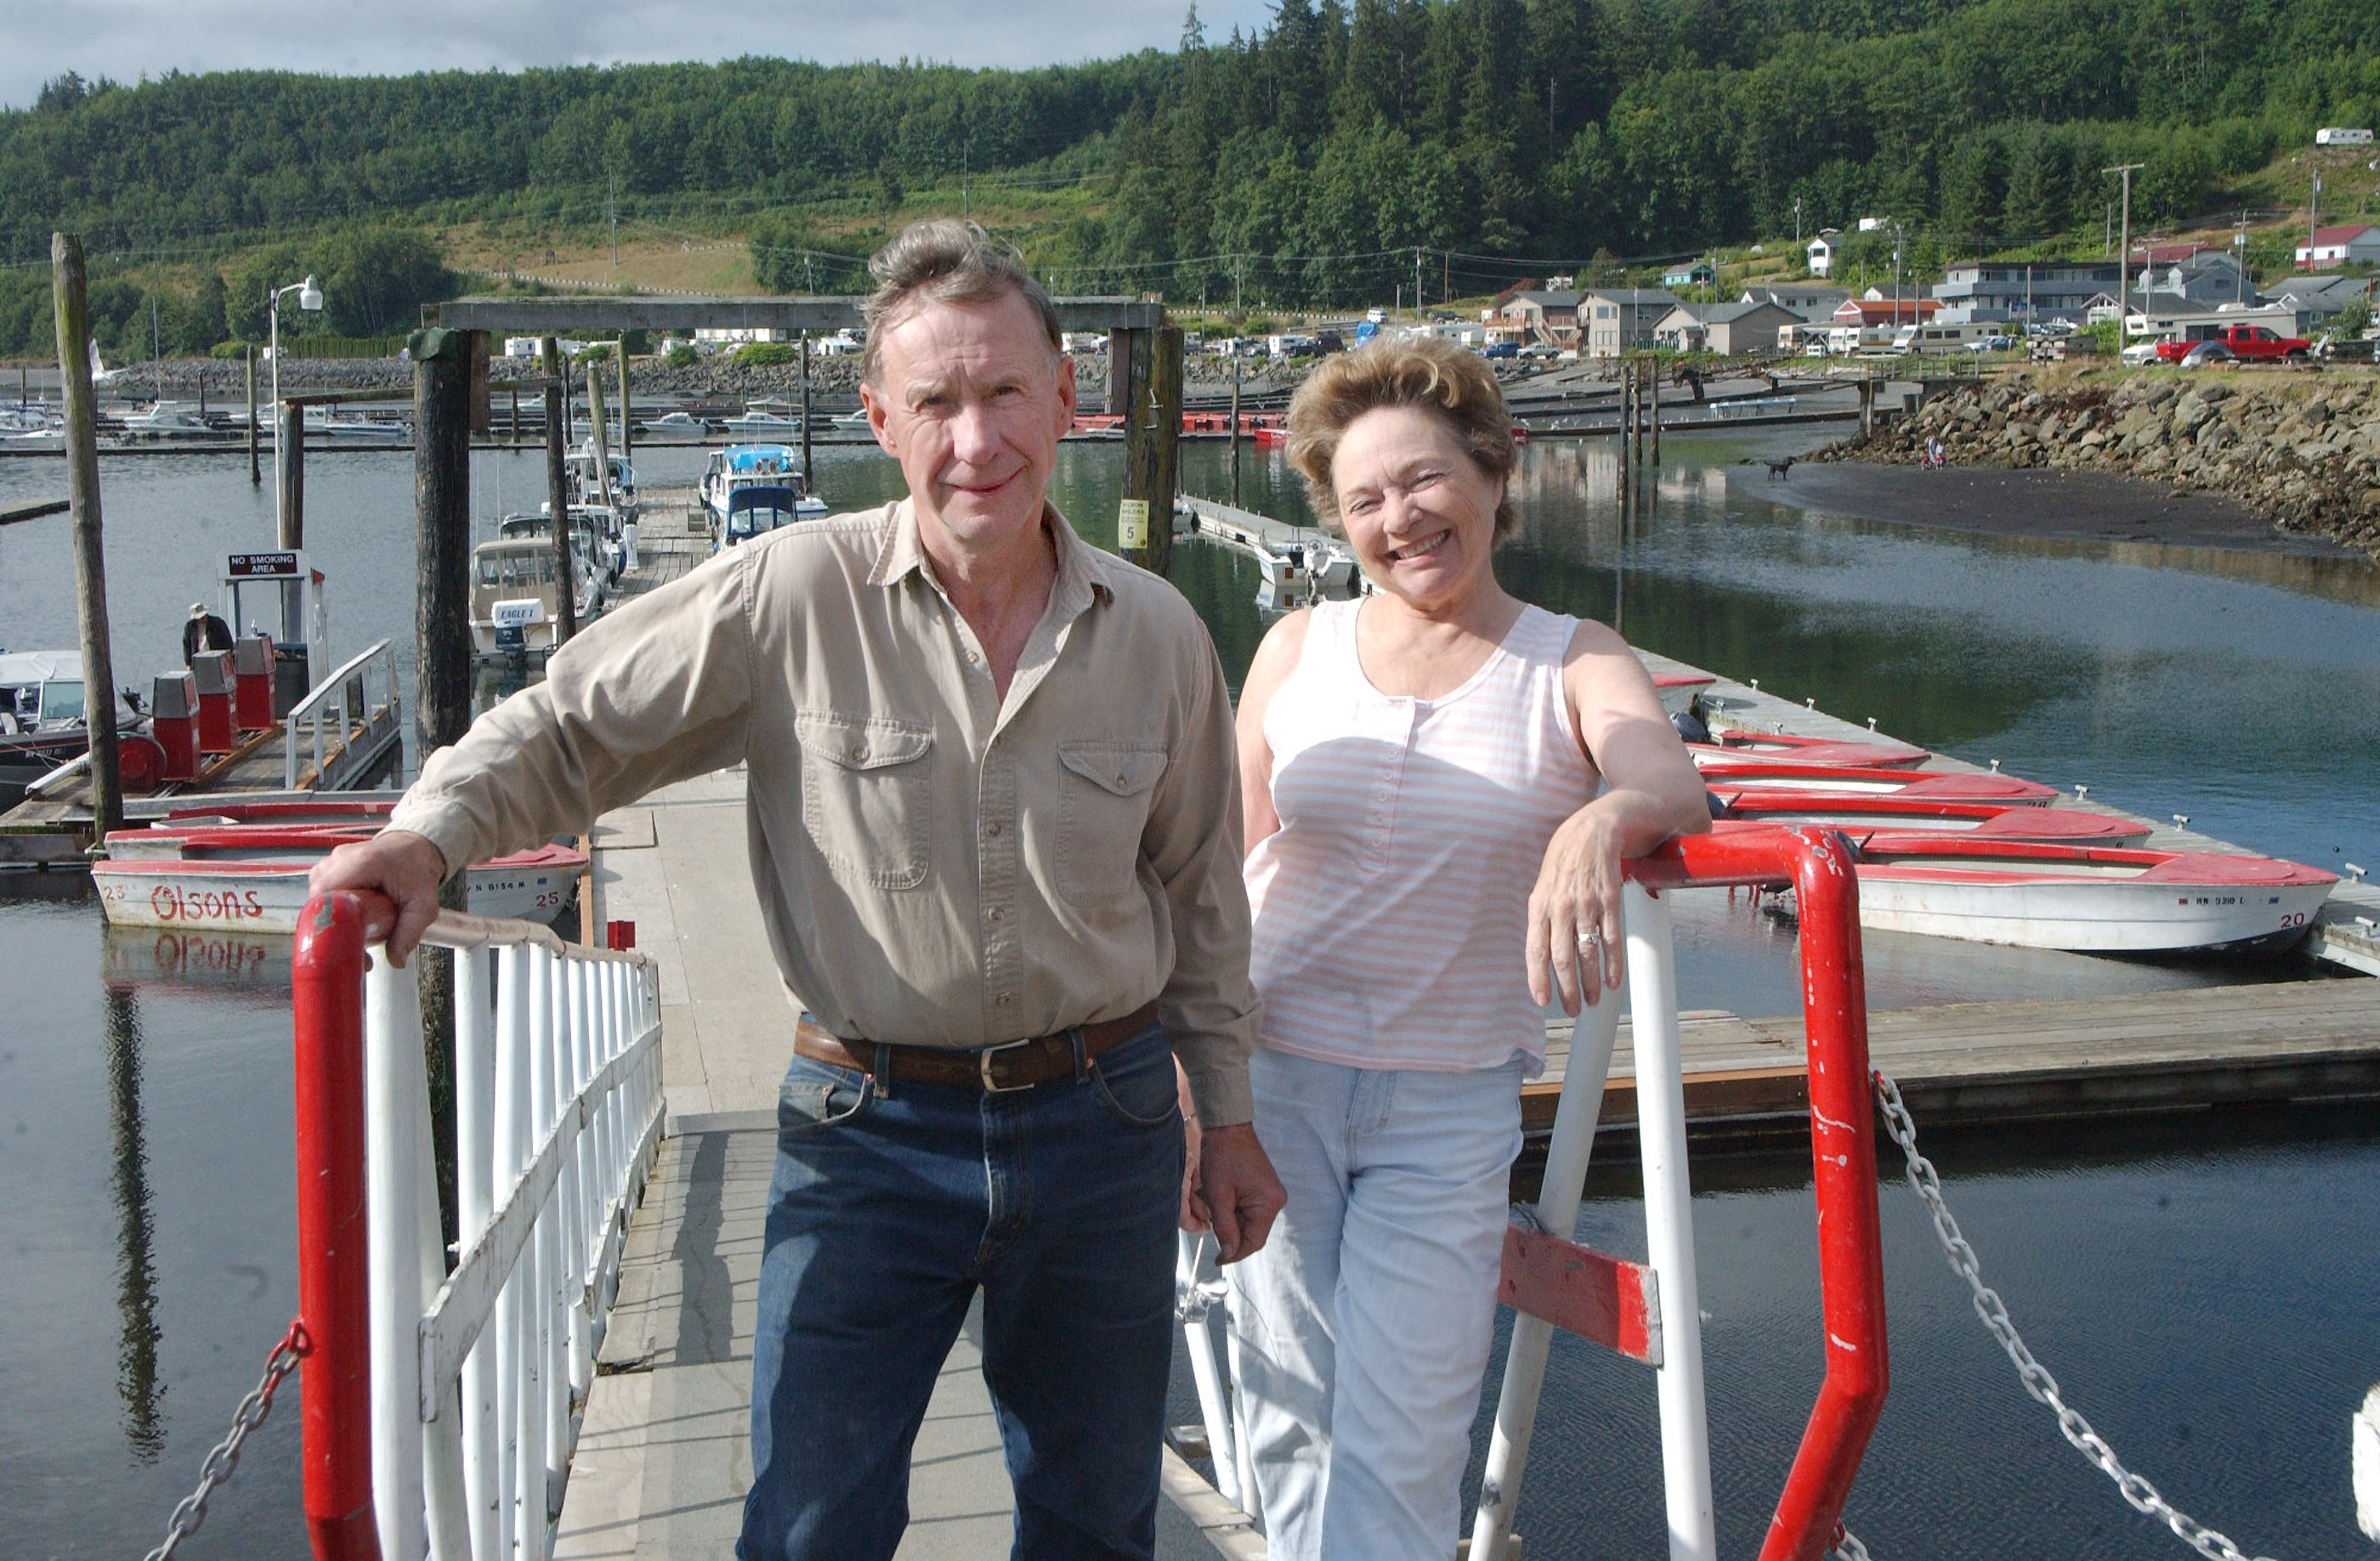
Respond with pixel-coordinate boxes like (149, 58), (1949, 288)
(1814, 365), (2380, 560)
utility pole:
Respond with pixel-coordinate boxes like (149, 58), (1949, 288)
(2309, 170), (2321, 272)
(1794, 196), (1803, 250)
(2236, 210), (2249, 303)
(1415, 246), (1425, 321)
(2105, 163), (2145, 352)
(609, 172), (620, 276)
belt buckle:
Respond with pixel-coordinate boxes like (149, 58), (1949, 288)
(977, 1036), (1037, 1094)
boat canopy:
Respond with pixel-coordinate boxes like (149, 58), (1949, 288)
(723, 444), (802, 475)
(0, 649), (80, 687)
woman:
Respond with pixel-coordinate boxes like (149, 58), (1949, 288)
(1227, 337), (1709, 1560)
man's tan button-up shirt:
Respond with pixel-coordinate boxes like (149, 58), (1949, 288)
(391, 500), (1259, 1124)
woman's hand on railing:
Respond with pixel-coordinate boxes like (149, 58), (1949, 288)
(309, 830), (450, 967)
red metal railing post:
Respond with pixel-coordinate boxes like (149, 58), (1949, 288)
(1627, 829), (1889, 1561)
(1767, 829), (1890, 1561)
(291, 891), (383, 1561)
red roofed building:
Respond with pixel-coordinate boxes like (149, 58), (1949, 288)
(2296, 224), (2380, 269)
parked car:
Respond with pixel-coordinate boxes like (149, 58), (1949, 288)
(1479, 342), (1520, 359)
(1961, 335), (2019, 353)
(2120, 340), (2163, 365)
(2179, 342), (2236, 369)
(1519, 342), (1561, 359)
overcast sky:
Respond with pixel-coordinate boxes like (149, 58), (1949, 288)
(0, 1), (1281, 113)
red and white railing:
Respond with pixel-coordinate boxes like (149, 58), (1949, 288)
(292, 893), (663, 1561)
(1176, 827), (1886, 1561)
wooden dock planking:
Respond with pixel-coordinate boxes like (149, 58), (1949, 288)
(1527, 981), (2380, 1143)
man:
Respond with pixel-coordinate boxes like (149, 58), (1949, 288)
(310, 219), (1283, 1560)
(182, 601), (232, 665)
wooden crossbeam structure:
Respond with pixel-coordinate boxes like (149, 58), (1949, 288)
(434, 295), (1164, 334)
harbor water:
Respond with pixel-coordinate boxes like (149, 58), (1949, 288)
(2, 430), (2375, 1558)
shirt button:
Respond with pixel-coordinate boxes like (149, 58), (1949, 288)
(966, 650), (982, 665)
(987, 823), (1004, 837)
(989, 907), (1004, 921)
(850, 744), (867, 761)
(994, 993), (1014, 1006)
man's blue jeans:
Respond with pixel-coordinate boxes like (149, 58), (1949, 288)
(736, 1023), (1183, 1561)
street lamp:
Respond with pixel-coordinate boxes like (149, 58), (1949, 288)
(269, 275), (323, 542)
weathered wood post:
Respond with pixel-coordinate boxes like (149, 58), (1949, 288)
(51, 231), (123, 836)
(246, 347), (260, 485)
(1860, 372), (1875, 439)
(468, 331), (491, 440)
(541, 341), (575, 646)
(798, 331), (813, 481)
(1146, 325), (1182, 576)
(613, 340), (632, 461)
(508, 384), (520, 448)
(277, 399), (305, 550)
(1229, 353), (1244, 510)
(1651, 359), (1662, 465)
(412, 329), (475, 757)
(411, 325), (476, 1229)
(1107, 327), (1132, 416)
(1118, 328), (1156, 568)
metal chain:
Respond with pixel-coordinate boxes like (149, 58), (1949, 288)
(1829, 1524), (1873, 1561)
(1871, 1070), (2280, 1561)
(142, 1321), (311, 1561)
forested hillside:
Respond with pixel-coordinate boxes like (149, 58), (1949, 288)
(2, 0), (2374, 353)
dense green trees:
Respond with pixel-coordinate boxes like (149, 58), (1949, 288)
(0, 0), (2373, 339)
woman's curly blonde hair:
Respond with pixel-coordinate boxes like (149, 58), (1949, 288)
(1284, 335), (1519, 540)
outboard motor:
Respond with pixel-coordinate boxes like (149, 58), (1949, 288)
(1669, 705), (1712, 744)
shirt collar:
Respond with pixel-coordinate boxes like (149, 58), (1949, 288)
(870, 497), (1108, 619)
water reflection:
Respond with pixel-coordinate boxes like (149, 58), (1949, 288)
(100, 979), (165, 1461)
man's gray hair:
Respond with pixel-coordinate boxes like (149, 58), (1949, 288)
(861, 219), (1062, 384)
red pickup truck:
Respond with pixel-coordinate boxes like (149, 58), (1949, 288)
(2155, 324), (2313, 363)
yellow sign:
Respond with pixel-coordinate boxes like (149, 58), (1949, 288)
(1117, 499), (1150, 551)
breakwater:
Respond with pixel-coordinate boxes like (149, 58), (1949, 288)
(1816, 365), (2380, 558)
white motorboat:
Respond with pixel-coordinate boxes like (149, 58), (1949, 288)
(638, 410), (711, 444)
(303, 409), (411, 446)
(830, 407), (875, 433)
(702, 444), (824, 528)
(567, 442), (639, 514)
(470, 534), (606, 659)
(720, 483), (826, 548)
(120, 401), (218, 439)
(717, 399), (804, 438)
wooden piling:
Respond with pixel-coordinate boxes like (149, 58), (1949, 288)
(541, 340), (575, 646)
(1650, 360), (1662, 464)
(1147, 325), (1182, 577)
(1106, 328), (1132, 416)
(411, 329), (475, 758)
(614, 340), (632, 461)
(1861, 373), (1875, 438)
(468, 331), (491, 438)
(50, 231), (123, 837)
(798, 332), (813, 482)
(276, 399), (305, 550)
(245, 347), (259, 485)
(586, 363), (615, 512)
(509, 383), (520, 448)
(1228, 356), (1244, 510)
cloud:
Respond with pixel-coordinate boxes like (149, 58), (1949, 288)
(0, 1), (1276, 110)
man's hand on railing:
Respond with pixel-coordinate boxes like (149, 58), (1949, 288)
(309, 830), (450, 968)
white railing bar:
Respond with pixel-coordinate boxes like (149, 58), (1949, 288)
(1470, 980), (1625, 1558)
(282, 638), (394, 724)
(366, 948), (432, 1561)
(1625, 886), (1718, 1561)
(418, 1015), (662, 1414)
(421, 907), (654, 965)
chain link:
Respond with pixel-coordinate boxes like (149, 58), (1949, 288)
(1829, 1522), (1873, 1561)
(142, 1321), (311, 1561)
(1871, 1070), (2281, 1561)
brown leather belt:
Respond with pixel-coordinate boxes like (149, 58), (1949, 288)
(794, 1001), (1160, 1093)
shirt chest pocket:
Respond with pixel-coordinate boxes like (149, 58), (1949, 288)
(1056, 740), (1168, 906)
(798, 710), (935, 891)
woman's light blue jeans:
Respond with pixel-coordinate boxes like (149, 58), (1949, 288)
(735, 1023), (1182, 1561)
(1227, 1046), (1524, 1561)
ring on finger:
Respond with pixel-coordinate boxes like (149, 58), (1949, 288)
(1576, 928), (1604, 952)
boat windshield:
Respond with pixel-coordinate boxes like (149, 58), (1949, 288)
(477, 551), (560, 588)
(727, 488), (803, 540)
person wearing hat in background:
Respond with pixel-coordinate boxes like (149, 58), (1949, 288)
(182, 602), (232, 666)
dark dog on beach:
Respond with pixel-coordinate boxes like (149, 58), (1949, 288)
(1763, 456), (1795, 479)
